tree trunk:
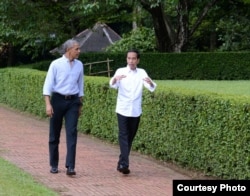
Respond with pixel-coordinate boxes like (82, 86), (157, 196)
(173, 0), (189, 52)
(7, 44), (14, 67)
(140, 0), (219, 53)
(140, 2), (175, 52)
(210, 30), (217, 51)
(140, 1), (189, 52)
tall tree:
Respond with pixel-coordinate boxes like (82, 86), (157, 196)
(70, 0), (221, 52)
(0, 0), (80, 65)
(1, 0), (249, 66)
(138, 0), (221, 52)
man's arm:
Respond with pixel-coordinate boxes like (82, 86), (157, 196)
(44, 95), (53, 117)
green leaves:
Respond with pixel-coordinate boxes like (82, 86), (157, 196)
(106, 27), (156, 52)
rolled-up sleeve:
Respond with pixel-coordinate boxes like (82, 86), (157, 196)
(43, 63), (55, 96)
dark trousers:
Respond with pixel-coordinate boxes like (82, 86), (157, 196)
(49, 93), (80, 169)
(117, 113), (140, 168)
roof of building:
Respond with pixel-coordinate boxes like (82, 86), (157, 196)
(50, 23), (121, 54)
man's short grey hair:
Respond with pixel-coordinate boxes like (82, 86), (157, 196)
(63, 39), (79, 53)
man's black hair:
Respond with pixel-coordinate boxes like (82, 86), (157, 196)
(127, 49), (140, 59)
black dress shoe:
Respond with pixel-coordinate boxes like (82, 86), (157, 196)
(50, 167), (58, 174)
(117, 165), (130, 174)
(66, 168), (76, 175)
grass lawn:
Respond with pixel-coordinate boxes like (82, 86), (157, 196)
(156, 80), (250, 97)
(0, 157), (58, 196)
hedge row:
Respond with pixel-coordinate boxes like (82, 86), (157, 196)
(30, 52), (250, 80)
(1, 68), (250, 179)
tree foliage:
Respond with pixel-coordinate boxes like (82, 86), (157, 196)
(0, 0), (80, 64)
(216, 0), (250, 51)
(70, 0), (221, 52)
(105, 27), (156, 52)
(70, 0), (250, 52)
(0, 0), (250, 65)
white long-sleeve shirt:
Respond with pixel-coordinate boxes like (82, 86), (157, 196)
(109, 66), (157, 117)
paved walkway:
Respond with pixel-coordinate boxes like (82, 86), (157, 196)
(0, 105), (190, 196)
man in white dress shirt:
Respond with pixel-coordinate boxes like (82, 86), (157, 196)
(110, 49), (157, 174)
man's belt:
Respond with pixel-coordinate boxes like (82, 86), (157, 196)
(54, 92), (78, 100)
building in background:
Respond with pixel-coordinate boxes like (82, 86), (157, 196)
(50, 23), (121, 55)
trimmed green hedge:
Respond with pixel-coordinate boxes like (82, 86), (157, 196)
(30, 52), (250, 80)
(1, 68), (250, 179)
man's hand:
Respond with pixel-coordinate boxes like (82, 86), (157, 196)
(78, 105), (83, 117)
(44, 95), (53, 118)
(46, 104), (53, 118)
(112, 75), (126, 85)
(143, 77), (154, 87)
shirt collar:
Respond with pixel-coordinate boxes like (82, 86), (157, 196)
(63, 55), (75, 63)
(126, 65), (137, 73)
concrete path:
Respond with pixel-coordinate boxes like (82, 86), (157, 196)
(0, 105), (190, 196)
